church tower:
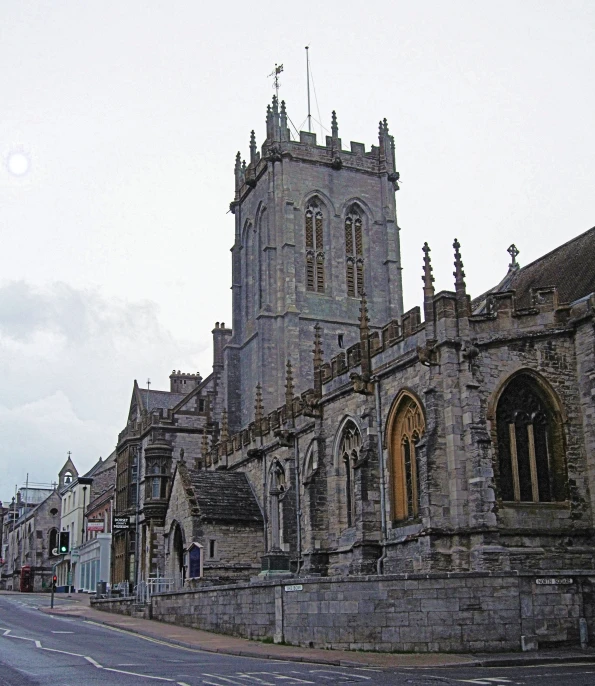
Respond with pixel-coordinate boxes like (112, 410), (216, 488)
(225, 98), (403, 431)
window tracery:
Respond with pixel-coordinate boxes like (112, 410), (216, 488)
(389, 394), (425, 523)
(345, 207), (364, 297)
(339, 423), (362, 528)
(496, 375), (565, 503)
(305, 202), (325, 293)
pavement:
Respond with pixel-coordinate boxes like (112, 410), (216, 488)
(7, 591), (594, 670)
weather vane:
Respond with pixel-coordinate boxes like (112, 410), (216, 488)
(268, 63), (283, 100)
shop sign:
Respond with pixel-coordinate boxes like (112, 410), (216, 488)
(87, 519), (105, 532)
(113, 515), (130, 530)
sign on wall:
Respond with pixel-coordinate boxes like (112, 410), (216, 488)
(87, 519), (105, 532)
(113, 515), (130, 530)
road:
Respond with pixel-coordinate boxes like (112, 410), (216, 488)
(1, 595), (595, 685)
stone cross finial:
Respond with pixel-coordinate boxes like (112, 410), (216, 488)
(272, 95), (279, 114)
(285, 360), (294, 413)
(249, 130), (257, 164)
(422, 242), (435, 298)
(331, 110), (339, 139)
(508, 243), (520, 269)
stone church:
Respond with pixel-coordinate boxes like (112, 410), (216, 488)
(109, 96), (595, 650)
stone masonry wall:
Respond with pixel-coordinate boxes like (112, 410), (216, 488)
(94, 571), (595, 653)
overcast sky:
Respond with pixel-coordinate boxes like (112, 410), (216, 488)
(1, 1), (593, 504)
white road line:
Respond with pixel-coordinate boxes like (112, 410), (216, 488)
(309, 669), (372, 680)
(236, 675), (276, 684)
(203, 675), (254, 685)
(101, 666), (174, 681)
(51, 630), (74, 634)
(2, 628), (175, 681)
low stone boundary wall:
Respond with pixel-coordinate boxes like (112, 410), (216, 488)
(92, 571), (594, 653)
(92, 596), (137, 616)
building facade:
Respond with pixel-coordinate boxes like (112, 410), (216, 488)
(0, 487), (61, 591)
(104, 98), (595, 650)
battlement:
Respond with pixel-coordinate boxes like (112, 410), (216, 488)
(169, 370), (202, 394)
(204, 386), (318, 470)
(231, 97), (399, 206)
(321, 307), (422, 385)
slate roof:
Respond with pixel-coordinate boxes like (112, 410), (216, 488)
(140, 389), (187, 412)
(474, 226), (595, 311)
(188, 471), (263, 523)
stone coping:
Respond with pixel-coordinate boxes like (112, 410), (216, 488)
(91, 569), (595, 604)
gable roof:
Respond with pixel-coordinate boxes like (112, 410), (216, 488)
(474, 226), (595, 311)
(187, 470), (263, 523)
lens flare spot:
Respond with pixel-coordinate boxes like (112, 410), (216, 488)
(7, 151), (31, 176)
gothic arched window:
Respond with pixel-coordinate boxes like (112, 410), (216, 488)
(345, 207), (364, 298)
(339, 423), (362, 527)
(388, 393), (425, 523)
(496, 374), (566, 503)
(305, 202), (325, 293)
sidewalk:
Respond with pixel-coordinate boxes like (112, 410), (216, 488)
(28, 593), (595, 670)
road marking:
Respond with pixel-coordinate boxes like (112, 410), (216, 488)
(1, 627), (175, 682)
(451, 680), (514, 685)
(51, 630), (74, 634)
(258, 675), (314, 684)
(236, 675), (276, 684)
(308, 670), (372, 680)
(203, 675), (256, 685)
(102, 666), (174, 680)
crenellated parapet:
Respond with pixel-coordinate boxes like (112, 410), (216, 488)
(230, 97), (400, 212)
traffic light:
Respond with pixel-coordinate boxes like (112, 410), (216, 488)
(58, 531), (70, 554)
(52, 575), (57, 590)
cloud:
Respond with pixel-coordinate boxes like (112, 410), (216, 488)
(0, 281), (206, 503)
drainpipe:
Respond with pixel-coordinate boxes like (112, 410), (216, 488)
(373, 375), (388, 575)
(294, 433), (302, 575)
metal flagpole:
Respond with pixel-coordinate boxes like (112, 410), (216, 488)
(306, 46), (312, 133)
